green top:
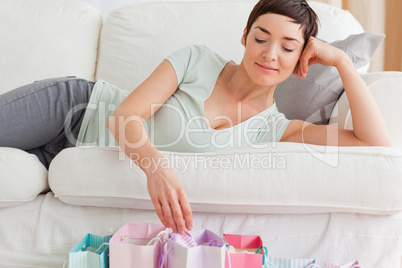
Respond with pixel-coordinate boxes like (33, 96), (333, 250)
(76, 45), (290, 152)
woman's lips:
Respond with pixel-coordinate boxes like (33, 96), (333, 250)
(256, 63), (278, 73)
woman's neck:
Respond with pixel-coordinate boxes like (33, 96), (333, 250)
(223, 61), (276, 109)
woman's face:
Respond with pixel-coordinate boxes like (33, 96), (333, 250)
(241, 13), (305, 87)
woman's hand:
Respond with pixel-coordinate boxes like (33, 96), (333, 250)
(284, 36), (392, 147)
(294, 36), (347, 79)
(146, 165), (193, 235)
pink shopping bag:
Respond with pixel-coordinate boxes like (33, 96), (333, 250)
(109, 222), (167, 268)
(313, 260), (362, 268)
(224, 234), (264, 268)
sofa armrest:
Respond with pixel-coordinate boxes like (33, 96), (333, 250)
(329, 71), (402, 150)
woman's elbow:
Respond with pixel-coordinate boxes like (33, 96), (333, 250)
(366, 138), (393, 147)
(375, 140), (393, 147)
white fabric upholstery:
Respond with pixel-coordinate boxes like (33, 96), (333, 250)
(309, 1), (364, 42)
(95, 1), (365, 92)
(0, 148), (48, 207)
(329, 72), (402, 151)
(49, 143), (402, 215)
(1, 193), (402, 267)
(0, 0), (102, 94)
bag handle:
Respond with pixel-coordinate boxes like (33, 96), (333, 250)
(94, 243), (109, 254)
(225, 242), (232, 268)
(159, 240), (174, 268)
(148, 229), (170, 246)
(256, 246), (277, 268)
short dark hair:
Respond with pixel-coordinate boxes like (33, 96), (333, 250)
(245, 0), (319, 46)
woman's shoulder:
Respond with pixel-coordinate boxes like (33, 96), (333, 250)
(165, 45), (228, 80)
(167, 44), (227, 62)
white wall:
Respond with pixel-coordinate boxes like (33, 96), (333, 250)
(346, 0), (385, 72)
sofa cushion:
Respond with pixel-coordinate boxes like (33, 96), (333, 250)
(95, 1), (365, 92)
(329, 72), (402, 151)
(274, 32), (384, 125)
(49, 144), (402, 215)
(0, 148), (48, 207)
(0, 0), (102, 94)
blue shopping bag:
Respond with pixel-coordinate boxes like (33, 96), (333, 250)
(68, 233), (113, 268)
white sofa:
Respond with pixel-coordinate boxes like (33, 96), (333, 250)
(1, 0), (402, 267)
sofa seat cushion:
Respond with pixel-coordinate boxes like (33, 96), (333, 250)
(0, 147), (48, 207)
(49, 143), (402, 215)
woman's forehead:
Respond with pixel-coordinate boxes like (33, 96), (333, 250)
(252, 13), (304, 42)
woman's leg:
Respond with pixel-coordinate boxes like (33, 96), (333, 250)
(0, 77), (95, 168)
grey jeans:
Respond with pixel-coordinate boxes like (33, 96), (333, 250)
(0, 77), (95, 168)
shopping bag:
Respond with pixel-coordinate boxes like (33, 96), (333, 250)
(109, 222), (167, 268)
(162, 229), (226, 268)
(223, 234), (264, 268)
(68, 233), (112, 268)
(266, 256), (316, 268)
(313, 260), (362, 268)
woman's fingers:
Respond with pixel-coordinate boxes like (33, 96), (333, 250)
(169, 193), (185, 234)
(300, 41), (315, 78)
(161, 198), (178, 233)
(300, 36), (343, 72)
(295, 61), (305, 79)
(147, 167), (193, 234)
(152, 191), (182, 234)
(152, 198), (169, 228)
(167, 186), (193, 234)
(178, 189), (193, 231)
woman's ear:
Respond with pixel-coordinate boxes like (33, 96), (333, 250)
(241, 27), (247, 46)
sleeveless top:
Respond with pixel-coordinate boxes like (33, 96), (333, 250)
(76, 45), (291, 152)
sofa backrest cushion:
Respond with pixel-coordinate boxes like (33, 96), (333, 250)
(95, 1), (365, 92)
(49, 144), (402, 215)
(329, 71), (402, 151)
(0, 0), (102, 95)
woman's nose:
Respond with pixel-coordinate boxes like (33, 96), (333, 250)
(262, 45), (278, 61)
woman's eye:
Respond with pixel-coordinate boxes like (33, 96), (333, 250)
(282, 47), (293, 52)
(255, 38), (266, 43)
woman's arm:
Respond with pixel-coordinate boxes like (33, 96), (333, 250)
(107, 60), (192, 235)
(281, 37), (392, 147)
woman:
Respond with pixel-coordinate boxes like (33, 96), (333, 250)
(0, 0), (391, 235)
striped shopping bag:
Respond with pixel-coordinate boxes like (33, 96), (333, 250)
(68, 233), (112, 268)
(266, 256), (316, 268)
